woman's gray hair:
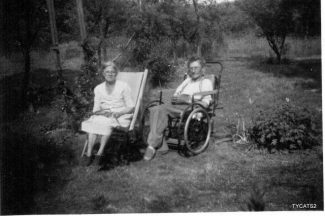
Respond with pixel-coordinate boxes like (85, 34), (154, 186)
(101, 61), (119, 73)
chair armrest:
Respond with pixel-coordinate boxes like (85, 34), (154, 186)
(192, 89), (218, 97)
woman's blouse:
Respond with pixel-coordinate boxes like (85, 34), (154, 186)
(93, 80), (135, 113)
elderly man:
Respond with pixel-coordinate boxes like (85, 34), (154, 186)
(144, 56), (213, 161)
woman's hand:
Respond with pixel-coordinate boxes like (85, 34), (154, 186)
(93, 110), (112, 117)
(111, 112), (122, 119)
(93, 110), (123, 118)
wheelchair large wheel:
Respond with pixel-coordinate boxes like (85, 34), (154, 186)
(140, 101), (162, 145)
(184, 107), (211, 154)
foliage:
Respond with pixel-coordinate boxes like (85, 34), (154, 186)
(249, 103), (319, 152)
(236, 0), (320, 63)
(127, 4), (165, 65)
(284, 0), (321, 37)
(127, 0), (223, 65)
(216, 1), (255, 35)
(236, 0), (293, 63)
(0, 0), (73, 107)
(82, 0), (130, 66)
(84, 0), (128, 37)
(63, 61), (102, 131)
(146, 57), (175, 87)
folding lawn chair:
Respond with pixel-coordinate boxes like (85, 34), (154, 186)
(81, 69), (149, 158)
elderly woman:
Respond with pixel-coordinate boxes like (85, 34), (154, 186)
(81, 61), (135, 166)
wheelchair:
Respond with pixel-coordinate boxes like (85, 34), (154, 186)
(140, 61), (223, 155)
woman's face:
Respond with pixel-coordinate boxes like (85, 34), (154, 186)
(103, 65), (118, 82)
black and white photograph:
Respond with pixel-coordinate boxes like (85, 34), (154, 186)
(0, 0), (323, 214)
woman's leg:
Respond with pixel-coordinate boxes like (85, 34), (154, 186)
(87, 133), (97, 157)
(96, 127), (113, 156)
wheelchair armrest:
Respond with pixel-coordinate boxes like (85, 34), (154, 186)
(189, 101), (209, 109)
(191, 90), (218, 107)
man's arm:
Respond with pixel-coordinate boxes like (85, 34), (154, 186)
(173, 78), (190, 96)
(171, 94), (191, 105)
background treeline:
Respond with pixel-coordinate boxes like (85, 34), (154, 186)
(0, 0), (320, 59)
(0, 0), (321, 109)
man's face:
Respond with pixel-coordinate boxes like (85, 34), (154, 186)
(103, 66), (117, 82)
(188, 60), (203, 80)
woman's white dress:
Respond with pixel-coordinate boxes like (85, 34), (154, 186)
(81, 80), (135, 135)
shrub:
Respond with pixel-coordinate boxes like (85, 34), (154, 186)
(56, 58), (102, 131)
(248, 103), (319, 152)
(146, 57), (175, 87)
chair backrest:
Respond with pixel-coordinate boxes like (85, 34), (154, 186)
(117, 69), (149, 130)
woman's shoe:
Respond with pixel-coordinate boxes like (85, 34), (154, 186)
(80, 155), (94, 166)
(143, 146), (156, 161)
(93, 155), (104, 166)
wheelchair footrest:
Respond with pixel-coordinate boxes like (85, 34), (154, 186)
(166, 138), (184, 148)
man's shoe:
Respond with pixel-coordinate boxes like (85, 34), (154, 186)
(80, 155), (94, 166)
(143, 146), (156, 161)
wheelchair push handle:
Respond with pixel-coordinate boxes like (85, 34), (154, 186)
(206, 61), (223, 74)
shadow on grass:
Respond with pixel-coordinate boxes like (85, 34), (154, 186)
(0, 127), (76, 215)
(93, 131), (145, 171)
(248, 58), (322, 89)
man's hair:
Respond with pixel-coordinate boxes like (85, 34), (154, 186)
(101, 61), (119, 73)
(187, 56), (206, 68)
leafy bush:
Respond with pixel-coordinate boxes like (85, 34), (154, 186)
(146, 57), (175, 87)
(249, 103), (319, 152)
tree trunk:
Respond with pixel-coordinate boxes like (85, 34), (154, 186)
(266, 36), (282, 64)
(276, 52), (282, 63)
(21, 1), (32, 108)
(103, 46), (107, 62)
(97, 46), (102, 68)
(196, 41), (202, 57)
(192, 0), (201, 57)
(46, 0), (63, 81)
(172, 40), (177, 65)
(76, 0), (87, 42)
(21, 48), (31, 107)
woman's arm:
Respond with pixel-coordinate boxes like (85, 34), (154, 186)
(112, 107), (134, 118)
(112, 82), (135, 118)
(92, 85), (102, 113)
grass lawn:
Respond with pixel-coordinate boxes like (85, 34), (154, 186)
(0, 58), (323, 214)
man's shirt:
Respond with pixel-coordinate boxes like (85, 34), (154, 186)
(174, 76), (213, 106)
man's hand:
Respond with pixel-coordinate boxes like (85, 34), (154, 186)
(171, 94), (191, 105)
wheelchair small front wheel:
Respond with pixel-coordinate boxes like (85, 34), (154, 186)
(184, 107), (211, 154)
